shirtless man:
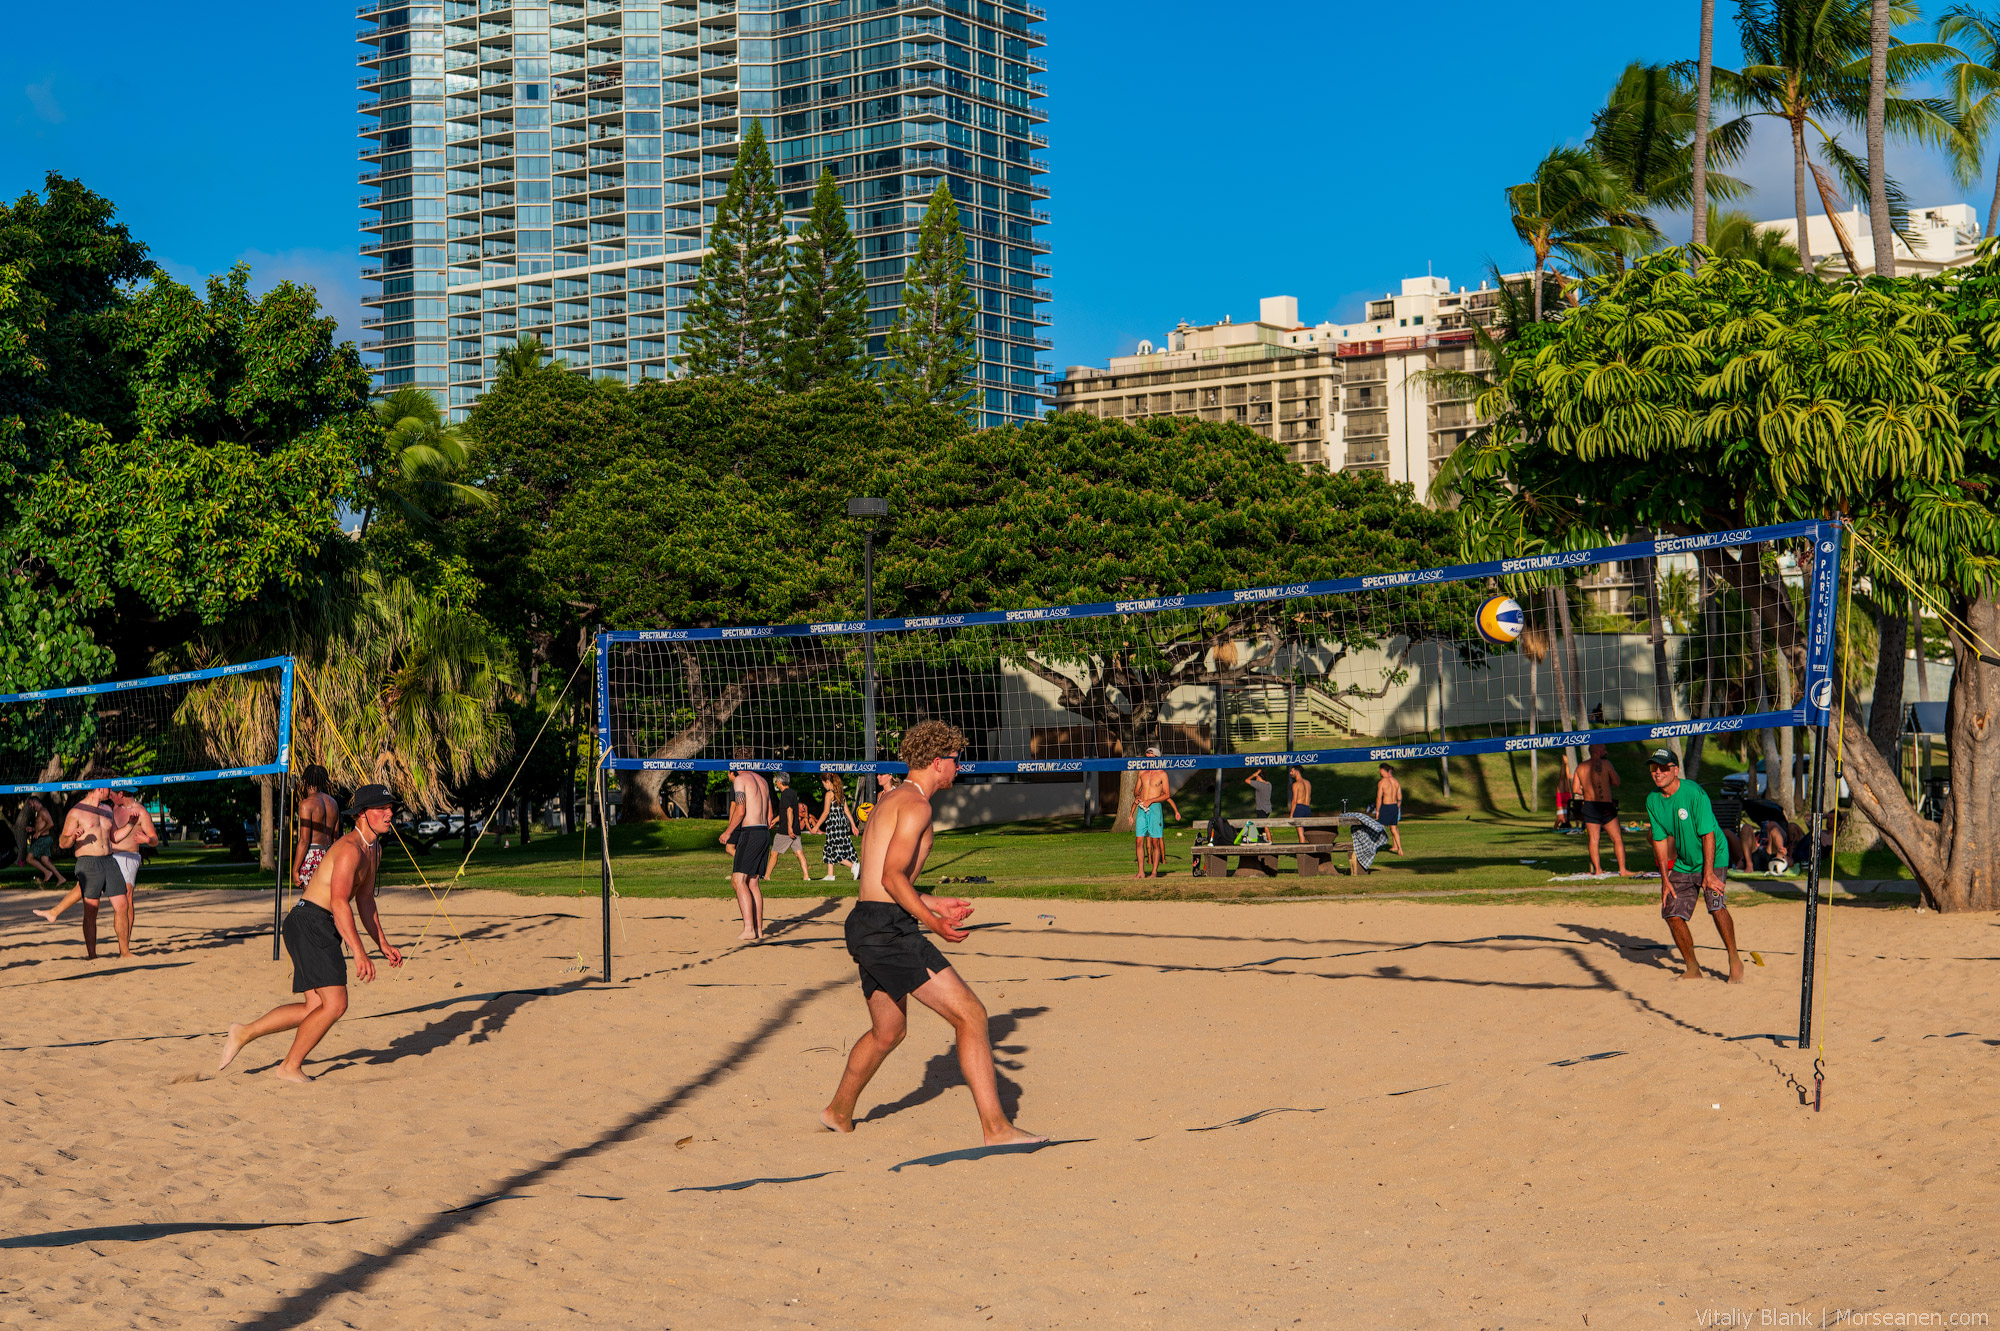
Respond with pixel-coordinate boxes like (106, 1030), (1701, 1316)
(717, 747), (772, 941)
(106, 790), (159, 927)
(44, 788), (130, 959)
(821, 720), (1044, 1147)
(1369, 763), (1404, 856)
(291, 765), (341, 891)
(1572, 743), (1630, 876)
(217, 784), (404, 1082)
(1286, 766), (1314, 843)
(19, 795), (64, 886)
(37, 788), (157, 937)
(1128, 747), (1180, 878)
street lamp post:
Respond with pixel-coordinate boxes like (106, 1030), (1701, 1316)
(848, 497), (889, 768)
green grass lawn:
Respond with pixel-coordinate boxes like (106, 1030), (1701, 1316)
(4, 748), (1912, 908)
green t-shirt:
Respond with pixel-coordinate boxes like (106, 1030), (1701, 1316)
(1646, 778), (1730, 875)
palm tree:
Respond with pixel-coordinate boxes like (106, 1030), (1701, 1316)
(1868, 0), (1896, 273)
(1938, 7), (2000, 238)
(363, 386), (491, 536)
(1694, 0), (1719, 246)
(300, 569), (520, 814)
(1718, 0), (1959, 274)
(1590, 62), (1753, 223)
(493, 333), (565, 382)
(1708, 206), (1809, 272)
(1506, 148), (1654, 319)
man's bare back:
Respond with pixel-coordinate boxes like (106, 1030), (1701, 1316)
(300, 790), (339, 847)
(1574, 757), (1620, 803)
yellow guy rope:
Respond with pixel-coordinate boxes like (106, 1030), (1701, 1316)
(409, 649), (597, 951)
(291, 664), (476, 966)
(1844, 526), (2000, 664)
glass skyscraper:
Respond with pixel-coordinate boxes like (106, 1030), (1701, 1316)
(360, 0), (1050, 427)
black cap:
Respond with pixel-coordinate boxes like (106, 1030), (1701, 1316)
(348, 783), (397, 814)
(1647, 748), (1680, 767)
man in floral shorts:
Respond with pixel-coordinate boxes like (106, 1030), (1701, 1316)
(1645, 749), (1744, 984)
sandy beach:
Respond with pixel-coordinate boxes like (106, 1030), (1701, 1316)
(2, 883), (1996, 1328)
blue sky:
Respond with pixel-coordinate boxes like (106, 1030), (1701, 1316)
(1, 2), (1983, 373)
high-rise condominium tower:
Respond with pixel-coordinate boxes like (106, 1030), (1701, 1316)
(359, 0), (1051, 426)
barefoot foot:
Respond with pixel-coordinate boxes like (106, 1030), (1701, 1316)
(217, 1023), (250, 1072)
(983, 1126), (1050, 1147)
(736, 929), (759, 942)
(820, 1107), (854, 1134)
(269, 1065), (314, 1085)
(1675, 969), (1707, 982)
(1727, 966), (1746, 984)
(32, 907), (58, 923)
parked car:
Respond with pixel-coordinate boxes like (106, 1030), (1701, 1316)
(415, 818), (445, 837)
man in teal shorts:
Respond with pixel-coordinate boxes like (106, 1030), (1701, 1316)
(1129, 747), (1180, 879)
(1645, 748), (1744, 983)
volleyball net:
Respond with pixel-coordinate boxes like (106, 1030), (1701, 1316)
(0, 656), (294, 794)
(597, 522), (1841, 778)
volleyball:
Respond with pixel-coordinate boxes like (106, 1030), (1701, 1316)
(1476, 596), (1526, 646)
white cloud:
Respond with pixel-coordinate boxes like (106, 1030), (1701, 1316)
(24, 78), (63, 125)
(235, 248), (370, 349)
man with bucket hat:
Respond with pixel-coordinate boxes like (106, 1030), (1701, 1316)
(217, 784), (405, 1081)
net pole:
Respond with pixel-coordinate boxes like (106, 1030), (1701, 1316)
(1797, 720), (1831, 1047)
(598, 758), (612, 983)
(862, 527), (878, 766)
(273, 771), (286, 962)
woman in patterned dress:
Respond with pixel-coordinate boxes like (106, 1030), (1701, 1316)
(813, 776), (860, 881)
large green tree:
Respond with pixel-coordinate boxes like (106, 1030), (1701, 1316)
(1439, 245), (2000, 911)
(779, 169), (870, 392)
(680, 120), (788, 381)
(882, 183), (977, 410)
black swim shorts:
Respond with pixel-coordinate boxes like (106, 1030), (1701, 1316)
(1575, 799), (1619, 827)
(731, 826), (772, 876)
(282, 900), (347, 993)
(76, 856), (128, 901)
(845, 900), (951, 1001)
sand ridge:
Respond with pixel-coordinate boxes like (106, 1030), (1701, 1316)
(2, 885), (1997, 1327)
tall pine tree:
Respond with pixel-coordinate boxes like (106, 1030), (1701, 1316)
(882, 182), (977, 411)
(778, 168), (870, 391)
(680, 119), (787, 381)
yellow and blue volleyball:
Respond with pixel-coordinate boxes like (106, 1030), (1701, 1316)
(1476, 596), (1526, 646)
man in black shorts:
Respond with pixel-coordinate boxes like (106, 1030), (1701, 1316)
(718, 747), (772, 941)
(1572, 743), (1629, 876)
(820, 720), (1045, 1147)
(48, 787), (130, 959)
(216, 784), (404, 1082)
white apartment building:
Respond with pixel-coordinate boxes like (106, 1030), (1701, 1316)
(1757, 202), (1980, 276)
(1051, 275), (1516, 487)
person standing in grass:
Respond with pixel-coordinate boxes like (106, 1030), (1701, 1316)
(1644, 749), (1743, 984)
(765, 774), (812, 881)
(1572, 743), (1629, 877)
(1369, 763), (1404, 856)
(1286, 766), (1314, 843)
(813, 775), (860, 882)
(1128, 747), (1180, 878)
(1244, 767), (1273, 818)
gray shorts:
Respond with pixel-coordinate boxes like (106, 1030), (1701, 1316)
(771, 833), (802, 854)
(1662, 866), (1730, 921)
(77, 856), (128, 901)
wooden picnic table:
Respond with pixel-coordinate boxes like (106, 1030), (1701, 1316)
(1188, 814), (1369, 878)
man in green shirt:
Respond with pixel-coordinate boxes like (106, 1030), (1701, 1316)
(1645, 748), (1744, 983)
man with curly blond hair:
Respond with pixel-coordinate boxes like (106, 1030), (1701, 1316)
(821, 720), (1046, 1147)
